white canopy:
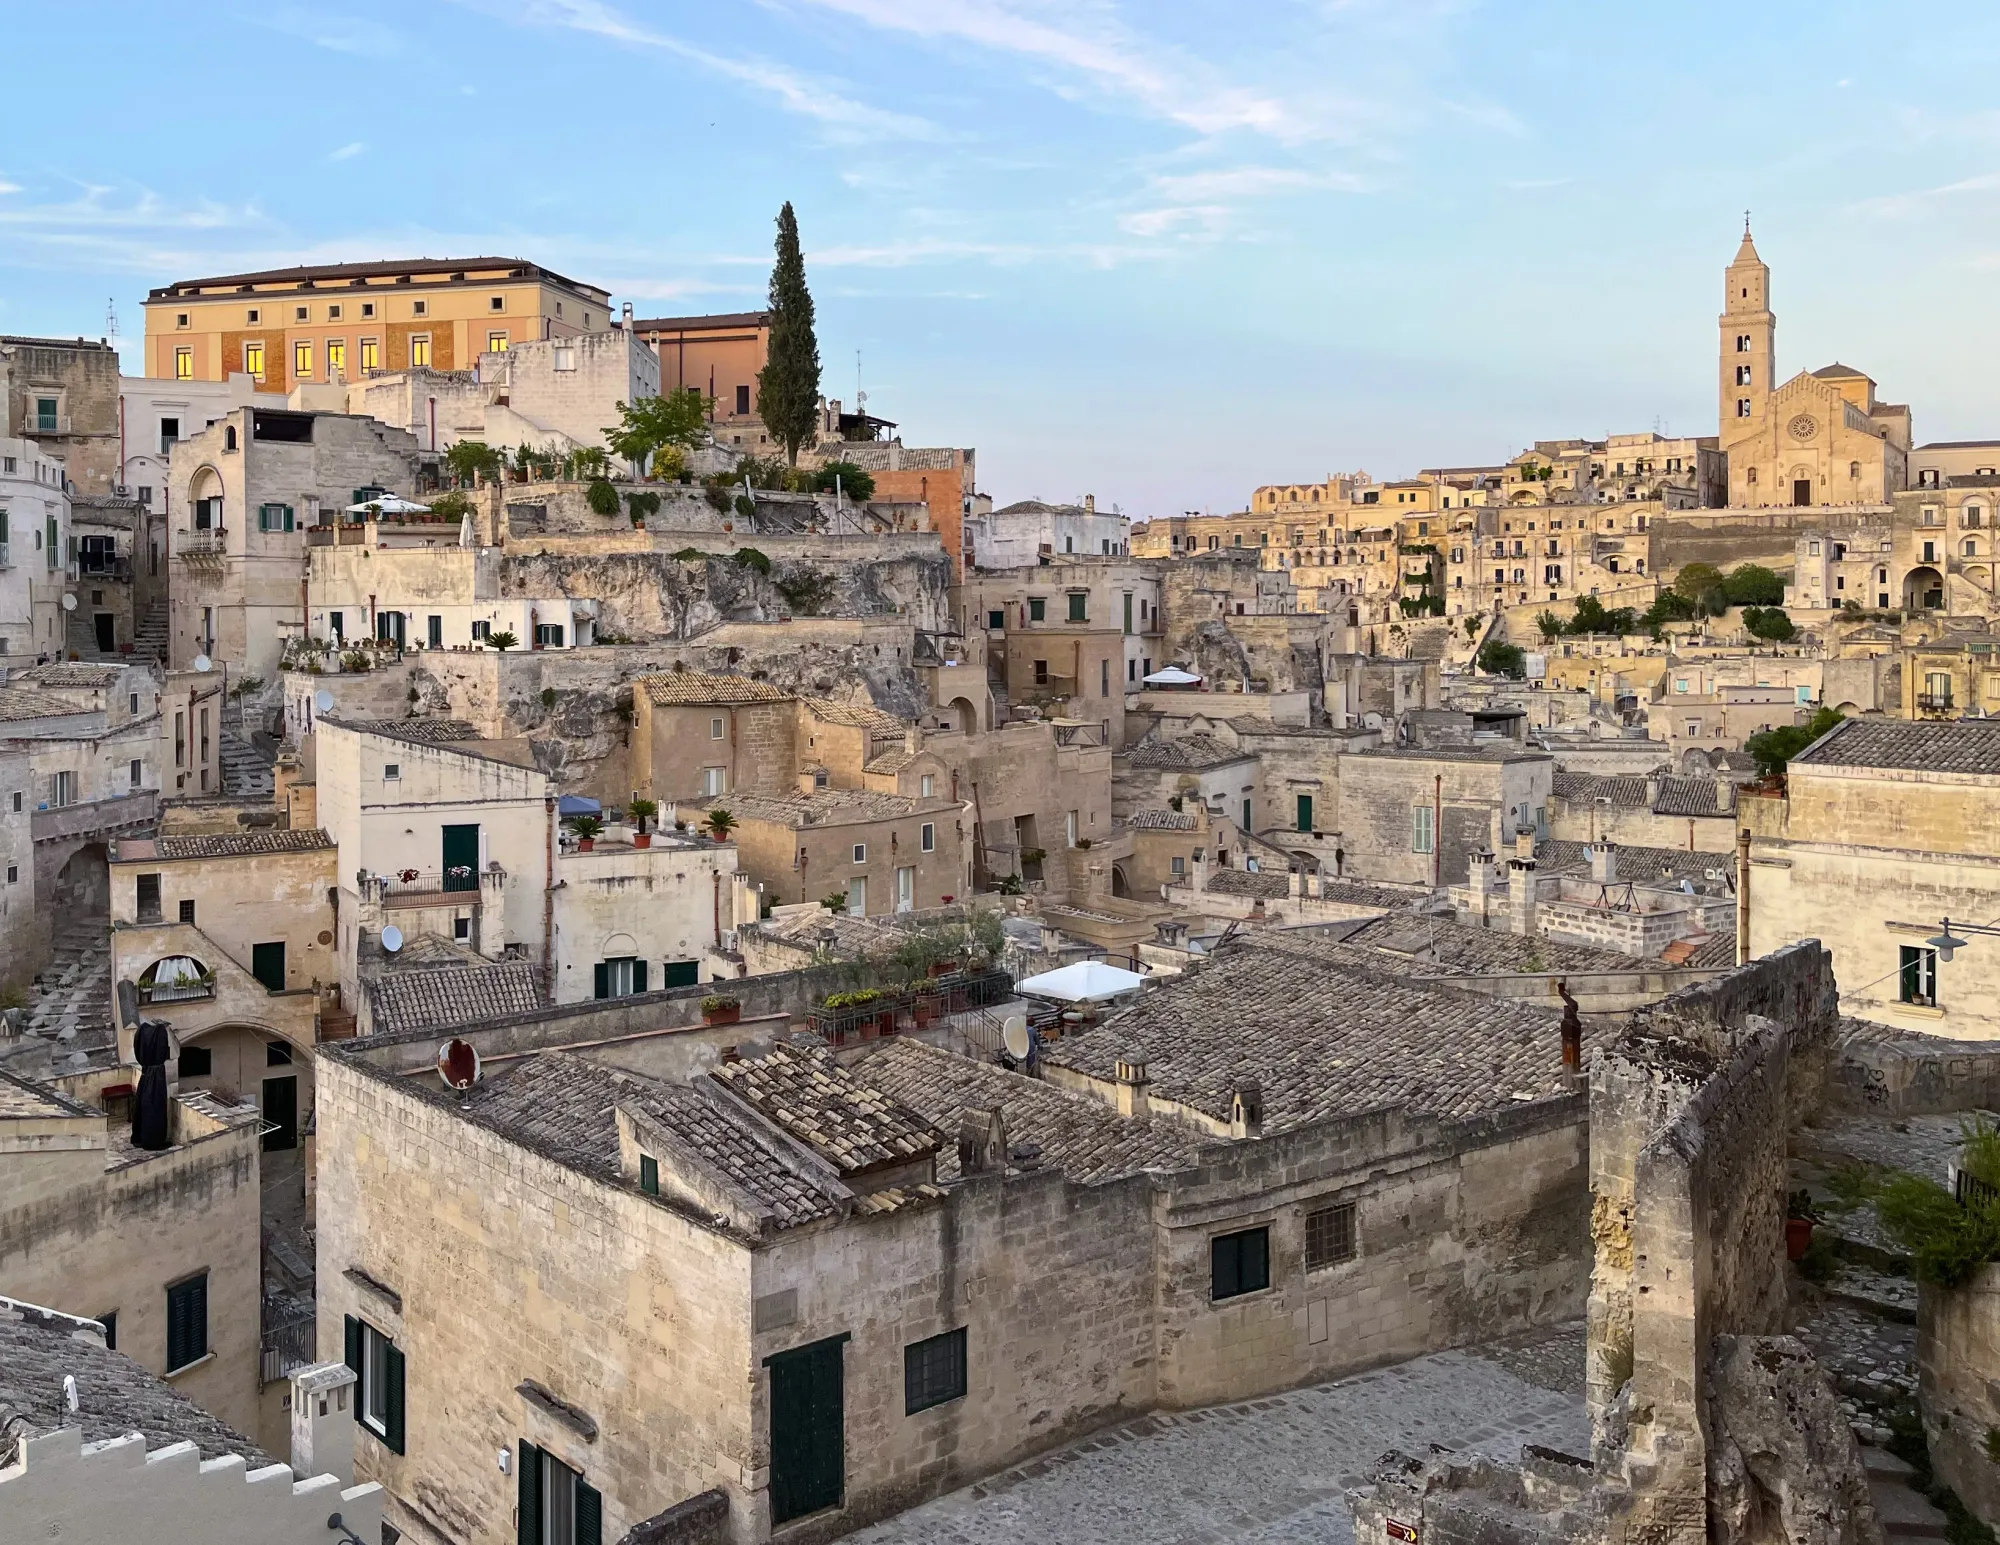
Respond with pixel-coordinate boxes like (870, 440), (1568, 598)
(1015, 959), (1146, 1003)
(1142, 666), (1202, 685)
(345, 495), (430, 514)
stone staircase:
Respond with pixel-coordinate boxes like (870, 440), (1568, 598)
(220, 701), (276, 798)
(1864, 1448), (1949, 1540)
(132, 597), (168, 662)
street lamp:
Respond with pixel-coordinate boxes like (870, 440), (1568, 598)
(1926, 917), (1979, 963)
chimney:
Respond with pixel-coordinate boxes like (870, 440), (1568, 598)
(797, 770), (818, 795)
(905, 725), (922, 755)
(1113, 1055), (1151, 1121)
(1467, 849), (1497, 897)
(1514, 825), (1537, 863)
(291, 1362), (359, 1483)
(1509, 857), (1539, 937)
(1084, 493), (1096, 513)
(1229, 1079), (1262, 1139)
(1588, 842), (1617, 885)
(957, 1105), (1007, 1173)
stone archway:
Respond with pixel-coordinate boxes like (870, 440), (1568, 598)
(1903, 566), (1945, 611)
(1111, 863), (1132, 899)
(945, 695), (981, 734)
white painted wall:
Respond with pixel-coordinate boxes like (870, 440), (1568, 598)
(0, 435), (71, 660)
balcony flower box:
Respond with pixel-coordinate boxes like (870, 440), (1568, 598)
(701, 995), (741, 1026)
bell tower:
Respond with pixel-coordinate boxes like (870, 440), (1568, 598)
(1719, 217), (1775, 444)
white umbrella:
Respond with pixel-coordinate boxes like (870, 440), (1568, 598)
(1142, 666), (1202, 686)
(345, 495), (431, 514)
(1016, 959), (1146, 1002)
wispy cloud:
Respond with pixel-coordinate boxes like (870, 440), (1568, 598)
(326, 142), (367, 163)
(1147, 165), (1368, 200)
(0, 179), (20, 196)
(1854, 170), (2000, 219)
(455, 0), (939, 142)
(251, 7), (404, 55)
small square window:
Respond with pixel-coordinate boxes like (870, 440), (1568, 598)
(328, 303), (342, 320)
(412, 299), (427, 317)
(246, 308), (260, 324)
(1027, 597), (1046, 622)
(904, 1327), (967, 1414)
(5, 865), (16, 884)
(853, 843), (867, 864)
(383, 763), (401, 781)
(710, 717), (725, 740)
(178, 1046), (212, 1077)
(178, 898), (196, 924)
(361, 302), (376, 318)
(921, 822), (935, 852)
(295, 305), (309, 322)
(491, 295), (506, 311)
(1304, 1203), (1356, 1269)
(176, 312), (190, 328)
(1210, 1227), (1270, 1301)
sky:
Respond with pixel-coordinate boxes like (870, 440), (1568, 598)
(6, 1), (2000, 517)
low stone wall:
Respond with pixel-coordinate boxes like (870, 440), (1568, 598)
(614, 1487), (731, 1545)
(1833, 1018), (2000, 1116)
(1920, 1262), (2000, 1529)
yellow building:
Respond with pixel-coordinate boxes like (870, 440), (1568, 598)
(142, 258), (612, 395)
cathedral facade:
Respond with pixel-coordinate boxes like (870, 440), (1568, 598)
(1718, 228), (1911, 508)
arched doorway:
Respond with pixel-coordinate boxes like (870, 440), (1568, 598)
(1111, 863), (1132, 899)
(1903, 566), (1944, 610)
(945, 696), (980, 734)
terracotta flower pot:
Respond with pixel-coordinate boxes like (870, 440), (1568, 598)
(577, 837), (595, 852)
(703, 1005), (741, 1026)
(1784, 1216), (1814, 1262)
(633, 832), (651, 849)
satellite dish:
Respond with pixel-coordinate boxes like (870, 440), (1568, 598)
(192, 654), (212, 673)
(1001, 1015), (1031, 1060)
(437, 1037), (481, 1090)
(61, 593), (76, 612)
(381, 924), (404, 953)
(314, 689), (334, 713)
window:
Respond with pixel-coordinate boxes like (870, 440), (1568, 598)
(428, 614), (443, 648)
(1210, 1227), (1270, 1301)
(97, 1310), (117, 1351)
(1411, 805), (1434, 854)
(246, 308), (260, 324)
(517, 1443), (599, 1545)
(594, 956), (648, 998)
(920, 822), (935, 852)
(735, 383), (751, 415)
(987, 609), (1004, 630)
(904, 1328), (968, 1414)
(412, 299), (428, 317)
(243, 341), (265, 380)
(1296, 793), (1314, 833)
(1067, 592), (1088, 623)
(852, 843), (868, 864)
(343, 1317), (406, 1454)
(1737, 398), (1751, 418)
(382, 763), (401, 781)
(640, 1154), (659, 1195)
(327, 339), (346, 376)
(1736, 365), (1752, 386)
(1027, 597), (1046, 622)
(1033, 660), (1050, 685)
(410, 335), (432, 368)
(177, 1045), (212, 1077)
(267, 1039), (293, 1065)
(488, 331), (510, 352)
(360, 338), (380, 372)
(258, 503), (295, 533)
(294, 340), (313, 378)
(471, 619), (491, 641)
(1737, 333), (1752, 352)
(535, 623), (564, 647)
(328, 304), (343, 321)
(165, 1273), (208, 1371)
(1171, 855), (1186, 878)
(1100, 659), (1110, 696)
(174, 346), (193, 380)
(919, 774), (934, 798)
(710, 716), (725, 740)
(846, 876), (867, 914)
(1304, 1203), (1357, 1269)
(1899, 945), (1937, 1008)
(130, 758), (142, 788)
(361, 301), (376, 319)
(701, 766), (725, 797)
(136, 872), (162, 922)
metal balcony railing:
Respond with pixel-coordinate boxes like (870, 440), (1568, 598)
(25, 413), (72, 436)
(1916, 692), (1956, 713)
(260, 1304), (317, 1384)
(175, 529), (228, 558)
(361, 863), (505, 908)
(140, 978), (215, 1005)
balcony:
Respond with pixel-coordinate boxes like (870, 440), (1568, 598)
(175, 528), (228, 559)
(260, 1301), (317, 1384)
(1916, 691), (1957, 715)
(360, 863), (506, 909)
(139, 977), (215, 1006)
(31, 789), (159, 846)
(24, 412), (72, 436)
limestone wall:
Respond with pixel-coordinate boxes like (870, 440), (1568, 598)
(1919, 1262), (2000, 1529)
(1833, 1020), (2000, 1115)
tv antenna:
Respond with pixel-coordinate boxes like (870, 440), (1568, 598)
(105, 297), (118, 341)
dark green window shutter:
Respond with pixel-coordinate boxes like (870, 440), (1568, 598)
(283, 504), (296, 533)
(593, 963), (609, 1000)
(518, 1442), (542, 1545)
(344, 1315), (366, 1424)
(640, 1155), (659, 1195)
(575, 1480), (602, 1545)
(631, 959), (648, 994)
(383, 1342), (406, 1453)
(661, 959), (700, 988)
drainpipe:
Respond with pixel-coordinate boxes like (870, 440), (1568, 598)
(1433, 772), (1442, 888)
(543, 795), (557, 971)
(713, 868), (722, 953)
(428, 397), (437, 453)
(1736, 825), (1752, 966)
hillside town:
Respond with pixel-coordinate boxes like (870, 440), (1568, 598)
(4, 212), (2000, 1545)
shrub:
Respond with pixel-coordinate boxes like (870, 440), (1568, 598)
(1477, 640), (1527, 678)
(733, 494), (755, 519)
(775, 568), (837, 616)
(820, 890), (848, 913)
(586, 478), (621, 516)
(700, 994), (741, 1014)
(540, 687), (557, 707)
(814, 460), (876, 501)
(1743, 605), (1797, 642)
(427, 489), (475, 519)
(1536, 610), (1566, 640)
(565, 814), (604, 841)
(340, 651), (373, 673)
(673, 547), (710, 562)
(486, 630), (518, 652)
(703, 480), (733, 512)
(625, 490), (661, 524)
(1877, 1167), (2000, 1287)
(734, 547), (772, 575)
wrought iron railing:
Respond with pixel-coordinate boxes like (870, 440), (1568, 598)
(139, 977), (214, 1005)
(260, 1304), (316, 1383)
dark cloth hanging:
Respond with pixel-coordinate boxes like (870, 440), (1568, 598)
(132, 1019), (173, 1151)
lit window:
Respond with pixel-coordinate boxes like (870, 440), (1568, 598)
(294, 340), (313, 378)
(174, 346), (193, 381)
(360, 338), (380, 372)
(487, 331), (509, 353)
(243, 341), (265, 380)
(327, 339), (345, 376)
(409, 335), (431, 368)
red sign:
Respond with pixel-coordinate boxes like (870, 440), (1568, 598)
(1386, 1523), (1418, 1543)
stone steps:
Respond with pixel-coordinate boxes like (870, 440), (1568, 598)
(1863, 1448), (1950, 1540)
(219, 703), (276, 798)
(131, 597), (169, 661)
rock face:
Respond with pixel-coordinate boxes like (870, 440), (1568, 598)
(1705, 1335), (1884, 1545)
(1919, 1262), (2000, 1531)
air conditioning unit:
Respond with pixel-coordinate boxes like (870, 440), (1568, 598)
(113, 483), (129, 496)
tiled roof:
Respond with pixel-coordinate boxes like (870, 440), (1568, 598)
(1551, 770), (1650, 807)
(10, 662), (124, 687)
(0, 1299), (269, 1462)
(1790, 717), (2000, 776)
(1205, 868), (1291, 899)
(1535, 840), (1733, 884)
(1661, 934), (1736, 968)
(1650, 775), (1731, 816)
(803, 697), (906, 731)
(640, 672), (790, 706)
(715, 788), (928, 827)
(1342, 913), (1655, 975)
(1124, 733), (1248, 770)
(1355, 745), (1546, 764)
(853, 1038), (1205, 1185)
(1314, 879), (1427, 911)
(328, 716), (478, 742)
(152, 828), (334, 861)
(864, 749), (916, 775)
(0, 686), (94, 723)
(368, 959), (543, 1035)
(637, 1078), (851, 1228)
(1046, 930), (1596, 1130)
(749, 909), (903, 955)
(1128, 807), (1199, 830)
(0, 1067), (97, 1120)
(713, 1043), (938, 1176)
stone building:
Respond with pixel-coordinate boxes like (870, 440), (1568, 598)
(1788, 480), (2000, 616)
(961, 496), (1131, 569)
(1334, 745), (1553, 888)
(1548, 766), (1737, 852)
(0, 431), (73, 662)
(167, 406), (428, 676)
(1743, 716), (2000, 1040)
(818, 440), (978, 575)
(0, 1066), (265, 1436)
(315, 924), (1596, 1544)
(1644, 684), (1802, 756)
(711, 786), (968, 917)
(0, 334), (121, 496)
(632, 310), (769, 433)
(632, 673), (909, 806)
(143, 257), (614, 392)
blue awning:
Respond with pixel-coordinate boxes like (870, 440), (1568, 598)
(557, 795), (602, 817)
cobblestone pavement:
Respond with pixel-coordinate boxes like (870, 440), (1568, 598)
(846, 1330), (1588, 1545)
(24, 921), (112, 1042)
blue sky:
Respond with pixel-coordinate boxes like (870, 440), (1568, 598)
(6, 1), (2000, 515)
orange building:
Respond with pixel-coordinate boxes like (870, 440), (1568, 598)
(142, 258), (612, 395)
(631, 311), (769, 431)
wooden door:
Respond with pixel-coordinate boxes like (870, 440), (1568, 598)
(768, 1336), (845, 1524)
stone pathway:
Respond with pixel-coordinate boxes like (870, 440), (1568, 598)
(220, 703), (276, 798)
(24, 921), (112, 1042)
(847, 1328), (1587, 1545)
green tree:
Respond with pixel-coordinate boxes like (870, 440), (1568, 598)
(486, 629), (518, 652)
(815, 461), (876, 501)
(605, 387), (712, 470)
(1742, 605), (1797, 642)
(1723, 563), (1786, 607)
(1745, 705), (1844, 777)
(1535, 609), (1566, 640)
(444, 439), (503, 487)
(755, 201), (821, 466)
(1477, 640), (1527, 678)
(1569, 595), (1612, 635)
(1673, 562), (1725, 603)
(586, 478), (621, 516)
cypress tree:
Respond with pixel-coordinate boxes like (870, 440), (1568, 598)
(755, 201), (821, 467)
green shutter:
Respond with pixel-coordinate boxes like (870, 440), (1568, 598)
(630, 959), (648, 994)
(593, 963), (609, 1000)
(640, 1155), (659, 1195)
(383, 1342), (406, 1454)
(575, 1480), (601, 1545)
(345, 1316), (365, 1422)
(284, 504), (296, 533)
(518, 1443), (542, 1545)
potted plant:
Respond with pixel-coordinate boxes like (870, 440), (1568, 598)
(1785, 1189), (1819, 1261)
(701, 993), (741, 1026)
(705, 809), (736, 843)
(628, 797), (658, 849)
(567, 814), (604, 852)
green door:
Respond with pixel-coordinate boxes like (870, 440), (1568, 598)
(261, 1074), (297, 1151)
(442, 824), (480, 891)
(252, 941), (286, 992)
(768, 1335), (846, 1524)
(1296, 794), (1313, 833)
